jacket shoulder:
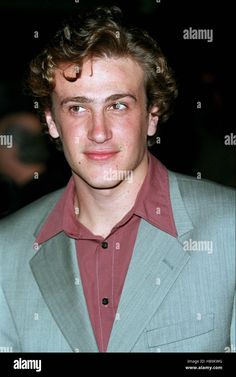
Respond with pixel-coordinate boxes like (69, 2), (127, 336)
(172, 171), (235, 202)
(0, 188), (64, 236)
(169, 171), (235, 223)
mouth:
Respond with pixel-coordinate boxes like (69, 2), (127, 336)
(84, 150), (119, 161)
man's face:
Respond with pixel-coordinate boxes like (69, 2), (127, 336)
(45, 57), (158, 189)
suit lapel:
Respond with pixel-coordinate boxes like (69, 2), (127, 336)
(107, 170), (194, 352)
(107, 221), (191, 352)
(30, 232), (98, 352)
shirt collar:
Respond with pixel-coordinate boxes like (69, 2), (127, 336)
(36, 152), (177, 244)
(133, 152), (177, 236)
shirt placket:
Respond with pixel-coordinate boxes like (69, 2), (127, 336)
(96, 236), (115, 351)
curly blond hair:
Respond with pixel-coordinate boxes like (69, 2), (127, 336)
(28, 6), (177, 148)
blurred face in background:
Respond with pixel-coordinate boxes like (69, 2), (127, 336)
(0, 113), (42, 177)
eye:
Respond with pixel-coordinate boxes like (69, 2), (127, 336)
(69, 105), (86, 113)
(111, 102), (127, 110)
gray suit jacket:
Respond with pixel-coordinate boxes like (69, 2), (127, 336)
(0, 171), (235, 352)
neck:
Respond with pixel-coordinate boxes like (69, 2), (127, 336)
(73, 154), (149, 238)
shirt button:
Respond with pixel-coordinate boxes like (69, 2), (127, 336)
(102, 298), (109, 305)
(101, 241), (108, 249)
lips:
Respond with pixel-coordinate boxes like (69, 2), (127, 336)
(84, 150), (119, 161)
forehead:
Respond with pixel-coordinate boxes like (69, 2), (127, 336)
(53, 57), (145, 98)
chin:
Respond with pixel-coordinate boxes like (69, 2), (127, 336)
(85, 178), (123, 190)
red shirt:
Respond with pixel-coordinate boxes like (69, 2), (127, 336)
(36, 153), (177, 351)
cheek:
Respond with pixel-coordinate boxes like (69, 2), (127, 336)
(56, 116), (85, 149)
(115, 113), (147, 140)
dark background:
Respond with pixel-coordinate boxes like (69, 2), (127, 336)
(0, 0), (235, 190)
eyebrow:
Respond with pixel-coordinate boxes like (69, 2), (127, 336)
(60, 93), (137, 106)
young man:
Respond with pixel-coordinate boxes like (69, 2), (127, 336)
(0, 7), (235, 353)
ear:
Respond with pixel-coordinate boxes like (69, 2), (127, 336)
(45, 110), (60, 139)
(147, 105), (159, 137)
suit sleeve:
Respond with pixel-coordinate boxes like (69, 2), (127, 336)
(0, 287), (21, 352)
(230, 292), (236, 352)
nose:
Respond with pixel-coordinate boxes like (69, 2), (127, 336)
(87, 111), (112, 143)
